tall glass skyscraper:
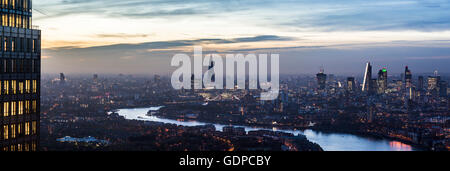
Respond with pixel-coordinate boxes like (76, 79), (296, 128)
(0, 0), (40, 151)
(316, 68), (327, 90)
(362, 62), (372, 92)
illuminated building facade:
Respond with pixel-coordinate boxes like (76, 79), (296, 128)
(405, 66), (412, 89)
(377, 68), (387, 94)
(362, 62), (372, 92)
(0, 0), (40, 151)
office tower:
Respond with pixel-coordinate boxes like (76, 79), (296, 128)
(347, 77), (355, 92)
(418, 76), (424, 91)
(93, 74), (98, 82)
(369, 79), (378, 95)
(1, 0), (41, 151)
(316, 68), (327, 90)
(208, 61), (215, 82)
(362, 62), (372, 92)
(439, 81), (448, 97)
(405, 66), (412, 89)
(428, 76), (440, 92)
(377, 68), (387, 94)
(60, 73), (65, 84)
(328, 74), (335, 83)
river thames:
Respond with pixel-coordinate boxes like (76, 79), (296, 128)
(115, 107), (419, 151)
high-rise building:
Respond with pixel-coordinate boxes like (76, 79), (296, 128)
(418, 76), (424, 91)
(362, 62), (372, 92)
(208, 61), (215, 82)
(405, 66), (412, 89)
(377, 68), (387, 94)
(60, 73), (65, 85)
(369, 79), (378, 95)
(439, 81), (448, 97)
(1, 0), (41, 151)
(347, 77), (355, 92)
(316, 68), (327, 90)
(93, 74), (98, 82)
(428, 76), (440, 92)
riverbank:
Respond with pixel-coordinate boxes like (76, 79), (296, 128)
(114, 106), (419, 151)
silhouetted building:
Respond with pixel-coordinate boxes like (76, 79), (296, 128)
(405, 66), (412, 89)
(362, 62), (372, 92)
(418, 76), (424, 91)
(369, 79), (378, 95)
(347, 77), (356, 93)
(1, 0), (40, 151)
(439, 81), (448, 97)
(377, 68), (387, 94)
(316, 68), (327, 90)
(93, 74), (98, 82)
(60, 73), (66, 84)
(209, 61), (215, 82)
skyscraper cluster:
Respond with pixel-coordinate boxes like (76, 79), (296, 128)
(357, 62), (447, 99)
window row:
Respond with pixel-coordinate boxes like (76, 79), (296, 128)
(0, 80), (38, 95)
(2, 121), (37, 141)
(2, 100), (38, 116)
(1, 37), (39, 53)
(1, 0), (31, 11)
(1, 13), (31, 29)
(2, 141), (36, 151)
(1, 59), (40, 73)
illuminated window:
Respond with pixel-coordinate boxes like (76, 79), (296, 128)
(2, 14), (7, 27)
(32, 121), (37, 135)
(32, 100), (37, 113)
(11, 101), (16, 116)
(18, 123), (22, 136)
(11, 39), (15, 52)
(32, 141), (36, 151)
(19, 81), (24, 94)
(3, 102), (9, 117)
(32, 39), (35, 53)
(25, 100), (30, 114)
(24, 143), (29, 152)
(32, 80), (37, 93)
(25, 122), (30, 135)
(11, 124), (16, 139)
(4, 80), (9, 94)
(18, 144), (22, 152)
(18, 101), (23, 115)
(25, 80), (30, 93)
(3, 125), (8, 140)
(12, 80), (16, 94)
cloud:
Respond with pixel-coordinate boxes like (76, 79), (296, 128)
(35, 0), (450, 32)
(46, 35), (296, 52)
(95, 33), (150, 38)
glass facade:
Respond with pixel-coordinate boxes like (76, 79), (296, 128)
(1, 0), (32, 29)
(0, 0), (39, 151)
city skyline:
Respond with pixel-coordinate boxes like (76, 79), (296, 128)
(33, 0), (450, 74)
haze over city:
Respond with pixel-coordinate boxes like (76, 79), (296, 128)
(34, 0), (450, 74)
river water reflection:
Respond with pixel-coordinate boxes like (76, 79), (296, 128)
(115, 107), (418, 151)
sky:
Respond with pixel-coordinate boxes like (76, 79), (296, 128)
(34, 0), (450, 75)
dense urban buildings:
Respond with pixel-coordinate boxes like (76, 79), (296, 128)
(0, 0), (40, 151)
(39, 60), (448, 151)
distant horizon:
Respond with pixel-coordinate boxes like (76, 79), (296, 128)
(36, 0), (450, 74)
